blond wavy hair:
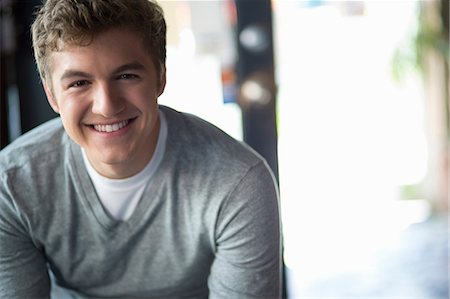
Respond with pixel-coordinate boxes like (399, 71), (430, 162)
(31, 0), (166, 85)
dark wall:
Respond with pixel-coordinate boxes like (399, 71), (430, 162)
(1, 0), (57, 149)
(235, 0), (279, 181)
(15, 0), (57, 134)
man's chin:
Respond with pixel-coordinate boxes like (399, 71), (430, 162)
(88, 151), (132, 169)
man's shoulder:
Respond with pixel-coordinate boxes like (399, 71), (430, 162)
(0, 118), (68, 173)
(161, 105), (264, 169)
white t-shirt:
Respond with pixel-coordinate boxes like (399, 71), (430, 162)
(82, 110), (168, 221)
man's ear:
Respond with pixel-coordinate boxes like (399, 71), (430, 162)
(158, 65), (167, 97)
(43, 80), (60, 113)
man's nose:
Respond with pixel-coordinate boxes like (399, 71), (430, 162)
(91, 83), (125, 117)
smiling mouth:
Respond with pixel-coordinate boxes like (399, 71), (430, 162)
(91, 118), (136, 133)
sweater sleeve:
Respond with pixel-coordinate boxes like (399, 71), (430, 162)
(0, 173), (51, 298)
(208, 161), (282, 299)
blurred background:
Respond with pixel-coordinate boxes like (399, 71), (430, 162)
(1, 0), (448, 298)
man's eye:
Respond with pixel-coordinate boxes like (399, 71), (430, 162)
(118, 74), (138, 80)
(69, 80), (89, 88)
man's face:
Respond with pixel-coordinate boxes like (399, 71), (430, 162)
(45, 28), (166, 179)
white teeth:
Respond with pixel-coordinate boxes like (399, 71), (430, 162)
(94, 120), (129, 133)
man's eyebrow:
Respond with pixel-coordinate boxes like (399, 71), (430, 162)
(60, 70), (92, 82)
(59, 62), (146, 82)
(113, 62), (146, 74)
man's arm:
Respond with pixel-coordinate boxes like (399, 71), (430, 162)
(0, 178), (50, 298)
(208, 161), (282, 299)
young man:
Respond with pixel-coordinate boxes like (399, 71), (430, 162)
(0, 0), (281, 298)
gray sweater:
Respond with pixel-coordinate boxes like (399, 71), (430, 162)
(0, 105), (281, 298)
